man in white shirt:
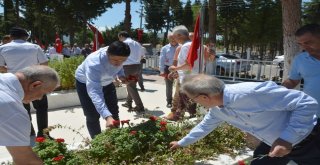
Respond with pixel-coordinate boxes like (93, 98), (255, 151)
(0, 65), (59, 165)
(118, 31), (145, 112)
(166, 25), (196, 120)
(0, 27), (51, 141)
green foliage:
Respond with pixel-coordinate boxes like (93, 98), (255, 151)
(49, 56), (84, 90)
(33, 138), (82, 165)
(36, 117), (246, 164)
(303, 0), (320, 24)
(183, 0), (194, 31)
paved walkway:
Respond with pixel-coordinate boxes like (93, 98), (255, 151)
(0, 73), (253, 164)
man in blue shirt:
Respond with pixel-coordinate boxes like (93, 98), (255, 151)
(159, 32), (178, 108)
(75, 41), (130, 138)
(170, 74), (320, 165)
(282, 24), (320, 118)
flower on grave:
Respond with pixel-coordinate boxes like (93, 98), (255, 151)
(56, 138), (65, 143)
(112, 120), (120, 127)
(52, 155), (64, 161)
(121, 120), (130, 126)
(130, 130), (137, 135)
(160, 126), (166, 131)
(35, 137), (46, 143)
(149, 116), (157, 121)
(160, 120), (167, 127)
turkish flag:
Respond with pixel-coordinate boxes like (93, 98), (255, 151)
(34, 37), (45, 49)
(187, 15), (200, 68)
(55, 33), (63, 53)
(87, 23), (104, 51)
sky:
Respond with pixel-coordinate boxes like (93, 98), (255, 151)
(93, 1), (191, 31)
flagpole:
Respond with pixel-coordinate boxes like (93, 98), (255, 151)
(199, 5), (205, 74)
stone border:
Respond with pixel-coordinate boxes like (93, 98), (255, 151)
(31, 86), (127, 110)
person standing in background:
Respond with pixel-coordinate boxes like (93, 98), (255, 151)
(118, 31), (145, 112)
(159, 32), (179, 108)
(282, 23), (320, 118)
(138, 45), (146, 91)
(0, 27), (52, 144)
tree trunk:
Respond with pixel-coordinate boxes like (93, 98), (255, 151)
(124, 0), (132, 32)
(208, 0), (216, 43)
(281, 0), (301, 80)
(15, 0), (19, 26)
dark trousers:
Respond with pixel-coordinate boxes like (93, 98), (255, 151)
(24, 95), (48, 137)
(138, 63), (144, 89)
(252, 120), (320, 165)
(123, 64), (144, 108)
(76, 80), (119, 139)
(164, 65), (173, 104)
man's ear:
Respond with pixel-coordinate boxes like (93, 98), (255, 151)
(28, 81), (43, 90)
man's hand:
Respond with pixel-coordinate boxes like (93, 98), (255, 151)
(118, 76), (129, 84)
(269, 138), (292, 157)
(169, 141), (181, 150)
(105, 116), (116, 128)
(169, 66), (177, 72)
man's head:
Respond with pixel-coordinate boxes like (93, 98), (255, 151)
(9, 27), (29, 40)
(16, 65), (60, 103)
(118, 31), (130, 41)
(167, 32), (178, 46)
(107, 41), (130, 66)
(181, 74), (225, 108)
(172, 25), (189, 44)
(295, 24), (320, 57)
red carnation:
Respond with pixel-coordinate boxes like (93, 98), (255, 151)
(113, 120), (120, 127)
(160, 120), (167, 127)
(149, 116), (157, 121)
(56, 138), (65, 143)
(127, 75), (138, 82)
(121, 120), (130, 125)
(130, 130), (137, 135)
(35, 137), (45, 143)
(238, 160), (246, 165)
(52, 155), (64, 161)
(160, 126), (166, 131)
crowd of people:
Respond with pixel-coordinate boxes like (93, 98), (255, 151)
(0, 23), (319, 165)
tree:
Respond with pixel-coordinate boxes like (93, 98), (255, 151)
(183, 0), (194, 31)
(208, 0), (217, 43)
(144, 0), (166, 43)
(303, 0), (320, 24)
(172, 1), (184, 26)
(281, 0), (301, 80)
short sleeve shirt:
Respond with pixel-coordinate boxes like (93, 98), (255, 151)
(289, 52), (320, 116)
(0, 73), (30, 146)
(0, 40), (48, 73)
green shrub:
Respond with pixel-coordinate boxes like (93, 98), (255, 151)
(34, 116), (246, 165)
(49, 56), (84, 90)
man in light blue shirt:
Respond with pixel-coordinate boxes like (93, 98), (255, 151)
(75, 41), (130, 138)
(170, 74), (320, 165)
(283, 24), (320, 118)
(159, 32), (178, 108)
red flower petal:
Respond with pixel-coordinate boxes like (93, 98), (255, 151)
(55, 138), (65, 143)
(35, 137), (46, 143)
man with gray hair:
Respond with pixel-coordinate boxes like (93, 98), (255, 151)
(165, 25), (196, 120)
(0, 65), (59, 165)
(0, 27), (52, 141)
(159, 32), (179, 108)
(170, 74), (320, 164)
